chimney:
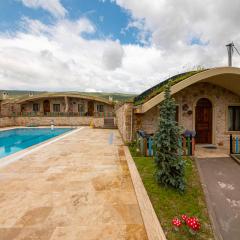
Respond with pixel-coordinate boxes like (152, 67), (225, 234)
(109, 96), (113, 102)
(226, 42), (234, 67)
(29, 92), (34, 97)
(2, 91), (8, 100)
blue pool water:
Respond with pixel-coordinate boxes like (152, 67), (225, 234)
(0, 128), (73, 158)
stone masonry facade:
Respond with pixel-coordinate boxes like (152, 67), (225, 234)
(115, 103), (133, 143)
(0, 117), (104, 128)
(135, 82), (240, 149)
(0, 97), (114, 117)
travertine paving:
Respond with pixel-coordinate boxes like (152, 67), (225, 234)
(0, 127), (148, 240)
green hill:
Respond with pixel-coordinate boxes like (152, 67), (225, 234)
(0, 90), (136, 102)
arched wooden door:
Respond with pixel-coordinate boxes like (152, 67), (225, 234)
(43, 100), (50, 114)
(88, 101), (94, 116)
(195, 98), (212, 144)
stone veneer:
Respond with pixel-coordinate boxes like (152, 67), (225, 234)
(0, 103), (21, 116)
(133, 107), (159, 134)
(0, 117), (105, 128)
(0, 98), (114, 117)
(115, 103), (133, 143)
(0, 117), (15, 128)
(137, 82), (240, 149)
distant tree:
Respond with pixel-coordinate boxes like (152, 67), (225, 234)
(154, 84), (185, 191)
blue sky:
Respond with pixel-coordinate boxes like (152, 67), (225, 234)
(0, 0), (239, 93)
(0, 0), (141, 45)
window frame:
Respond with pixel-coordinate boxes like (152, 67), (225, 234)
(32, 103), (39, 112)
(228, 105), (240, 131)
(53, 103), (61, 113)
(78, 103), (85, 113)
(96, 104), (104, 113)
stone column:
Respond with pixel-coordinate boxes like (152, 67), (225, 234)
(64, 96), (69, 112)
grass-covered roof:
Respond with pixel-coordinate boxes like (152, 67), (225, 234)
(134, 69), (206, 106)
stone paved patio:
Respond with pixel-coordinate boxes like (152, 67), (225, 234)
(0, 127), (148, 240)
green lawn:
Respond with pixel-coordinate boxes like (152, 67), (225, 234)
(129, 147), (214, 240)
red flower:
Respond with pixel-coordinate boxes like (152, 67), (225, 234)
(186, 217), (201, 231)
(172, 218), (182, 227)
(181, 214), (188, 222)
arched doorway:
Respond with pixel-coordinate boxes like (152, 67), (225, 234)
(88, 101), (94, 116)
(43, 100), (50, 114)
(195, 98), (212, 144)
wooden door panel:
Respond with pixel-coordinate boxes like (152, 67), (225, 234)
(88, 101), (94, 116)
(195, 98), (212, 144)
(43, 100), (50, 113)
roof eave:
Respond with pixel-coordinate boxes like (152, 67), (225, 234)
(135, 67), (240, 114)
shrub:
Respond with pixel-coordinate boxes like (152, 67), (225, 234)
(154, 84), (185, 191)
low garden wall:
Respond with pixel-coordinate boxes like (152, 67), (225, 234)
(115, 103), (133, 143)
(0, 116), (105, 128)
(0, 117), (15, 128)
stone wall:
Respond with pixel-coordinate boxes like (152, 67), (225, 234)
(1, 103), (21, 116)
(134, 107), (159, 134)
(0, 98), (114, 117)
(0, 117), (105, 128)
(19, 99), (114, 114)
(137, 82), (240, 149)
(174, 82), (240, 148)
(0, 117), (15, 128)
(115, 103), (133, 143)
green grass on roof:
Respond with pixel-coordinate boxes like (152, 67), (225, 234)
(0, 90), (136, 103)
(134, 70), (207, 106)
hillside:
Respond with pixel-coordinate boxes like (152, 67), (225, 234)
(0, 90), (136, 102)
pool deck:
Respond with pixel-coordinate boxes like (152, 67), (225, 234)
(0, 127), (149, 240)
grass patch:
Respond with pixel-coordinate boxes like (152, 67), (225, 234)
(129, 146), (214, 239)
(133, 70), (206, 106)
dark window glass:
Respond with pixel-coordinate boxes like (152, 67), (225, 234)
(228, 106), (240, 131)
(33, 103), (39, 112)
(53, 104), (60, 112)
(97, 104), (104, 112)
(78, 104), (84, 112)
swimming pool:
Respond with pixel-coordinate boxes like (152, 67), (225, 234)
(0, 128), (73, 158)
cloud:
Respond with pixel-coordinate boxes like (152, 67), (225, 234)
(20, 0), (67, 18)
(1, 1), (240, 94)
(0, 17), (135, 92)
(102, 41), (124, 70)
(0, 17), (165, 93)
(21, 16), (95, 37)
(124, 18), (150, 45)
(113, 0), (240, 59)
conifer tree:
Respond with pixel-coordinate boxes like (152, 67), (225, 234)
(154, 84), (185, 191)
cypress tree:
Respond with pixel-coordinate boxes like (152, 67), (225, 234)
(154, 84), (185, 191)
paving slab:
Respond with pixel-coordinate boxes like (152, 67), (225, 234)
(197, 157), (240, 240)
(0, 127), (148, 240)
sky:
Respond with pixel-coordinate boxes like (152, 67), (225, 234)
(0, 0), (240, 93)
